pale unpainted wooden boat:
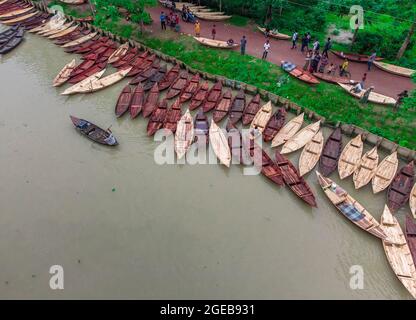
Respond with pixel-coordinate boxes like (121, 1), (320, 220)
(72, 67), (132, 94)
(281, 120), (321, 154)
(338, 83), (397, 105)
(298, 130), (323, 176)
(53, 59), (76, 87)
(372, 152), (398, 194)
(59, 0), (85, 4)
(194, 13), (231, 21)
(380, 205), (416, 299)
(175, 109), (194, 159)
(209, 120), (231, 167)
(338, 134), (363, 180)
(194, 36), (238, 49)
(61, 69), (106, 95)
(40, 21), (72, 37)
(271, 113), (304, 148)
(48, 24), (78, 39)
(249, 101), (272, 137)
(2, 11), (37, 24)
(410, 183), (416, 219)
(374, 61), (415, 78)
(30, 15), (65, 33)
(0, 6), (33, 19)
(316, 172), (387, 239)
(61, 32), (97, 48)
(194, 11), (225, 15)
(353, 147), (379, 190)
(257, 26), (291, 40)
(108, 43), (129, 64)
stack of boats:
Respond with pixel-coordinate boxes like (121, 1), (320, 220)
(159, 0), (232, 21)
(2, 0), (416, 299)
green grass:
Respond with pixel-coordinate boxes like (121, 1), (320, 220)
(227, 15), (249, 27)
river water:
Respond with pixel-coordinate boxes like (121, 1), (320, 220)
(0, 32), (412, 299)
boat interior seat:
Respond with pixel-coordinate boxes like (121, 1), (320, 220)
(351, 142), (361, 148)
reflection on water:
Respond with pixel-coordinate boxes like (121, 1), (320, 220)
(0, 33), (411, 299)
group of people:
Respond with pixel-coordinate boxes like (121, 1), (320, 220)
(181, 4), (196, 23)
(160, 11), (180, 32)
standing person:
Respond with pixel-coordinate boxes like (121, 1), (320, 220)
(312, 39), (320, 53)
(318, 54), (328, 73)
(301, 34), (308, 53)
(322, 37), (332, 57)
(262, 39), (271, 60)
(311, 52), (321, 73)
(327, 63), (336, 75)
(360, 86), (374, 104)
(168, 11), (174, 29)
(368, 52), (377, 71)
(306, 32), (311, 48)
(194, 20), (200, 37)
(303, 50), (312, 70)
(394, 90), (409, 111)
(160, 11), (167, 30)
(291, 31), (298, 49)
(360, 73), (367, 88)
(211, 24), (216, 40)
(240, 35), (247, 55)
(340, 59), (349, 77)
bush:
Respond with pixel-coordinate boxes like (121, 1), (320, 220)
(332, 29), (340, 36)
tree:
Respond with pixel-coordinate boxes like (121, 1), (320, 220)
(397, 18), (415, 59)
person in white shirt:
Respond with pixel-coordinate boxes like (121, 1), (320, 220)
(291, 31), (298, 49)
(262, 39), (270, 60)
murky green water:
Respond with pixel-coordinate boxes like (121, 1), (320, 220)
(0, 32), (412, 299)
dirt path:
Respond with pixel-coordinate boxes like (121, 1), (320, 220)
(146, 5), (414, 97)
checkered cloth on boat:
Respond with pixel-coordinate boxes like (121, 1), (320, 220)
(281, 61), (296, 72)
(339, 203), (365, 222)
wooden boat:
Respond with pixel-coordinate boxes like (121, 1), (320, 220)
(313, 72), (354, 84)
(2, 11), (37, 24)
(212, 89), (232, 123)
(226, 121), (244, 164)
(281, 120), (321, 154)
(316, 172), (387, 238)
(158, 64), (180, 91)
(0, 27), (18, 45)
(64, 35), (100, 53)
(410, 184), (416, 218)
(338, 83), (396, 105)
(194, 14), (232, 21)
(271, 113), (304, 148)
(67, 62), (107, 85)
(129, 61), (160, 85)
(202, 81), (223, 113)
(38, 20), (71, 36)
(74, 67), (132, 94)
(241, 94), (261, 126)
(380, 206), (416, 299)
(374, 61), (415, 78)
(299, 130), (324, 176)
(249, 101), (273, 136)
(142, 64), (166, 91)
(127, 53), (156, 77)
(179, 73), (200, 103)
(338, 134), (363, 180)
(53, 59), (76, 87)
(61, 32), (97, 48)
(0, 27), (24, 54)
(194, 110), (209, 146)
(1, 8), (37, 22)
(97, 47), (116, 63)
(228, 89), (246, 124)
(115, 85), (132, 118)
(275, 151), (316, 207)
(147, 99), (168, 136)
(209, 120), (231, 167)
(113, 47), (138, 68)
(56, 29), (93, 46)
(61, 69), (106, 95)
(0, 6), (33, 19)
(70, 58), (97, 78)
(60, 0), (85, 4)
(353, 147), (379, 189)
(263, 107), (286, 142)
(194, 36), (238, 49)
(331, 50), (383, 63)
(130, 84), (145, 119)
(163, 98), (182, 134)
(108, 43), (129, 64)
(142, 83), (160, 118)
(48, 25), (78, 40)
(189, 81), (209, 110)
(319, 128), (343, 177)
(405, 216), (416, 263)
(282, 62), (320, 84)
(70, 115), (117, 146)
(166, 71), (189, 99)
(372, 152), (399, 194)
(175, 109), (194, 159)
(256, 26), (291, 40)
(387, 161), (415, 213)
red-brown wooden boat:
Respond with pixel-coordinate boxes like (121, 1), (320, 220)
(74, 38), (110, 54)
(147, 99), (168, 136)
(189, 81), (209, 110)
(158, 64), (180, 91)
(319, 128), (343, 177)
(113, 47), (138, 68)
(166, 71), (189, 99)
(212, 89), (233, 123)
(263, 107), (286, 142)
(241, 94), (261, 126)
(225, 121), (245, 164)
(127, 53), (156, 77)
(387, 161), (415, 213)
(142, 83), (160, 118)
(68, 62), (107, 84)
(228, 89), (246, 124)
(194, 110), (209, 145)
(275, 151), (317, 207)
(405, 216), (416, 264)
(179, 73), (200, 103)
(64, 35), (100, 53)
(115, 85), (132, 118)
(313, 72), (354, 84)
(202, 81), (222, 113)
(70, 59), (97, 77)
(143, 65), (167, 91)
(331, 50), (384, 63)
(130, 84), (145, 119)
(98, 47), (116, 63)
(129, 61), (160, 85)
(54, 28), (91, 45)
(163, 98), (182, 134)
